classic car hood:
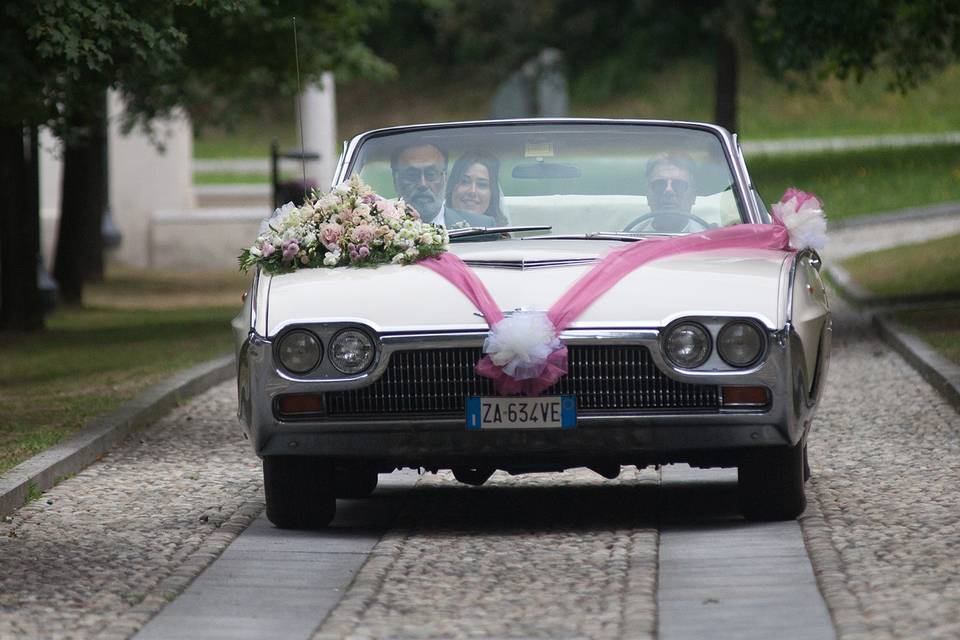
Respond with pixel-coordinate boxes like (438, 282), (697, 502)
(259, 240), (793, 336)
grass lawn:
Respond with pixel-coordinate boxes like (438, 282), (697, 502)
(193, 59), (960, 159)
(839, 234), (960, 366)
(194, 171), (270, 185)
(840, 234), (960, 297)
(750, 145), (960, 221)
(0, 267), (249, 475)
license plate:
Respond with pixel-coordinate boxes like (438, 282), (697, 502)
(466, 396), (576, 430)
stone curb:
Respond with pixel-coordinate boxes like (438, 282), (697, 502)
(825, 265), (959, 412)
(873, 314), (960, 413)
(0, 353), (235, 520)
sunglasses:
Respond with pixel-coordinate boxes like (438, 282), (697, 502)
(397, 166), (444, 186)
(649, 178), (690, 196)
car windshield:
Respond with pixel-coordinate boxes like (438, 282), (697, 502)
(345, 122), (746, 239)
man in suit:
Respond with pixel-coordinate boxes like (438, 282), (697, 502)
(390, 143), (493, 228)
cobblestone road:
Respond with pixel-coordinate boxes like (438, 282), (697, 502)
(1, 246), (958, 639)
(800, 298), (960, 640)
(0, 391), (263, 640)
(313, 469), (659, 640)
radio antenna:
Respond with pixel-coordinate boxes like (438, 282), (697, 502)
(293, 17), (308, 198)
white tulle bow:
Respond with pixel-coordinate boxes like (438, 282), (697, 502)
(483, 310), (562, 380)
(772, 192), (827, 251)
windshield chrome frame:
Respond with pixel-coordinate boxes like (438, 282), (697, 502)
(331, 118), (763, 225)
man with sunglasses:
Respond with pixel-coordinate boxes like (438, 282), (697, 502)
(643, 152), (702, 233)
(390, 143), (493, 229)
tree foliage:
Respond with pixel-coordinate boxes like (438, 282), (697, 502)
(415, 0), (718, 102)
(0, 0), (391, 321)
(1, 0), (390, 133)
(751, 0), (960, 90)
(125, 0), (393, 132)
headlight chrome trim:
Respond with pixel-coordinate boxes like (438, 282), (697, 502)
(661, 320), (712, 369)
(716, 319), (767, 368)
(329, 328), (377, 375)
(275, 328), (323, 375)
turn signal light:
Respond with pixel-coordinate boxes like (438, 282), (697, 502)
(721, 386), (769, 407)
(277, 394), (325, 415)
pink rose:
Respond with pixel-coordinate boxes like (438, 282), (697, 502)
(319, 222), (342, 247)
(350, 223), (377, 244)
(261, 243), (276, 258)
(378, 199), (400, 220)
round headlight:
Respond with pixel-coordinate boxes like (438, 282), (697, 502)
(663, 322), (711, 369)
(717, 321), (765, 367)
(277, 330), (322, 374)
(330, 329), (376, 374)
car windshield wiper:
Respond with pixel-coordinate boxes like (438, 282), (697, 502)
(448, 225), (552, 240)
(523, 232), (649, 242)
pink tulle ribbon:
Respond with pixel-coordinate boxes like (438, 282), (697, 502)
(420, 214), (797, 396)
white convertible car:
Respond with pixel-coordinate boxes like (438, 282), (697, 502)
(234, 119), (831, 528)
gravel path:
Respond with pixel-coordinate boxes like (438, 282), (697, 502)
(0, 388), (263, 640)
(313, 469), (659, 640)
(0, 216), (957, 639)
(799, 296), (960, 640)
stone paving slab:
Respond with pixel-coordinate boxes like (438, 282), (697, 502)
(312, 469), (661, 640)
(135, 471), (418, 640)
(657, 466), (834, 640)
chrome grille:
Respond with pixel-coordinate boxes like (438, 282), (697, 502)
(325, 346), (719, 417)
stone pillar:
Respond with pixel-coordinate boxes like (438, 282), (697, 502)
(39, 129), (62, 271)
(107, 90), (195, 268)
(39, 92), (195, 270)
(298, 72), (338, 189)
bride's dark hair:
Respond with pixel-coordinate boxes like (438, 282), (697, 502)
(445, 151), (507, 225)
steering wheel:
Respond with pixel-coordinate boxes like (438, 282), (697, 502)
(622, 211), (714, 233)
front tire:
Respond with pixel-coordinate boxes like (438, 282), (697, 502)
(263, 456), (336, 529)
(737, 440), (807, 521)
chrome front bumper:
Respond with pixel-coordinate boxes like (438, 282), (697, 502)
(237, 326), (819, 466)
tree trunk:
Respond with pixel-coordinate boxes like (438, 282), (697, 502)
(714, 32), (738, 134)
(0, 124), (44, 331)
(86, 97), (110, 281)
(54, 96), (107, 304)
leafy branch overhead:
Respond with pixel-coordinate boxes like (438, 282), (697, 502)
(1, 0), (391, 135)
(752, 0), (960, 91)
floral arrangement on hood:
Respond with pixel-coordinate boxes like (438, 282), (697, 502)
(239, 175), (449, 274)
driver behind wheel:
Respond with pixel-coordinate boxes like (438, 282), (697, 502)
(644, 152), (699, 233)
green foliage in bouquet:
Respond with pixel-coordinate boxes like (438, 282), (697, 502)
(239, 175), (449, 274)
